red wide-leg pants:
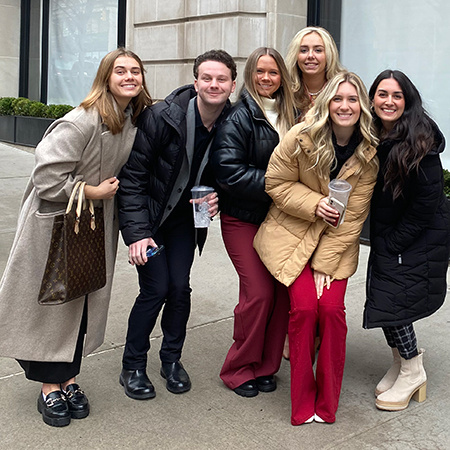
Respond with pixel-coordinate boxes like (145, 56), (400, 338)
(288, 262), (348, 424)
(219, 214), (290, 389)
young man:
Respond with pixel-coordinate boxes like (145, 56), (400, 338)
(117, 50), (237, 399)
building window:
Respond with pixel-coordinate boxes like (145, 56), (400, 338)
(20, 0), (126, 106)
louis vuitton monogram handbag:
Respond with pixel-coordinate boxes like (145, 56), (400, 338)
(38, 181), (106, 305)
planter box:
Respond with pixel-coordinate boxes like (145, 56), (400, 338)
(15, 116), (54, 147)
(0, 115), (16, 143)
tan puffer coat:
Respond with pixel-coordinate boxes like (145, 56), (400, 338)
(254, 123), (378, 287)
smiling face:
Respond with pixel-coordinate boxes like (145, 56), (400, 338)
(373, 78), (405, 131)
(108, 56), (143, 110)
(194, 60), (236, 110)
(297, 32), (327, 78)
(253, 55), (281, 98)
(329, 81), (361, 133)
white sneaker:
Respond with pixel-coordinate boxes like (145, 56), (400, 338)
(314, 414), (325, 423)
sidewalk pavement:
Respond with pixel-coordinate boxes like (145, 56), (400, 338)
(0, 142), (449, 450)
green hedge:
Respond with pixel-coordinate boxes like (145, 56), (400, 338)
(443, 169), (450, 199)
(0, 97), (73, 119)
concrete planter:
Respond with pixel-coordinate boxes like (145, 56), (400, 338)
(14, 116), (54, 147)
(0, 115), (54, 147)
(0, 115), (16, 144)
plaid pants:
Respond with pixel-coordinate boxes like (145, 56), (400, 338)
(382, 324), (418, 360)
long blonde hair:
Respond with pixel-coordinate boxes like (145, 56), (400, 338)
(285, 27), (344, 115)
(295, 71), (378, 179)
(243, 47), (295, 137)
(80, 48), (152, 134)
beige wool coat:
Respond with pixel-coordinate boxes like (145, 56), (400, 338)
(0, 106), (136, 362)
(254, 123), (378, 287)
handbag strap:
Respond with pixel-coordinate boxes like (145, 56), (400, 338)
(65, 181), (96, 234)
(77, 183), (97, 232)
(66, 180), (83, 214)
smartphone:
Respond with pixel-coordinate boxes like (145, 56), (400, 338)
(146, 245), (165, 258)
(323, 197), (346, 228)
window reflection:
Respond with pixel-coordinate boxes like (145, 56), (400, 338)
(47, 0), (118, 105)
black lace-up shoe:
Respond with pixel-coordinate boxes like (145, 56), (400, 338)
(160, 361), (191, 394)
(63, 383), (90, 419)
(37, 391), (71, 427)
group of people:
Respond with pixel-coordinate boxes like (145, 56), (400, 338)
(0, 26), (448, 428)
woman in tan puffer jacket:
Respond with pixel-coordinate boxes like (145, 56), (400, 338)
(254, 71), (378, 425)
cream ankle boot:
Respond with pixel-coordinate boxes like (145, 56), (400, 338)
(376, 349), (427, 411)
(375, 347), (401, 396)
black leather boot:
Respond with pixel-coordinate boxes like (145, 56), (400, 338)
(160, 361), (191, 394)
(119, 369), (156, 400)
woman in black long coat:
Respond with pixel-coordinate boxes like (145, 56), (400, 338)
(365, 70), (450, 412)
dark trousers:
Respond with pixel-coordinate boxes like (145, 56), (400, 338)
(219, 214), (290, 389)
(17, 299), (88, 384)
(122, 213), (196, 370)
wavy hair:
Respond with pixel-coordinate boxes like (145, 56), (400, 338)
(295, 71), (378, 179)
(243, 47), (295, 137)
(369, 70), (436, 200)
(285, 27), (344, 115)
(80, 48), (152, 134)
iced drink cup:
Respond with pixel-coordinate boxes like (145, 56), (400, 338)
(191, 186), (215, 228)
(326, 179), (352, 227)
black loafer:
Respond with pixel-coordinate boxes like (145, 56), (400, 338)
(120, 369), (156, 400)
(233, 380), (259, 397)
(160, 361), (191, 394)
(256, 375), (277, 393)
(63, 383), (90, 419)
(37, 391), (71, 427)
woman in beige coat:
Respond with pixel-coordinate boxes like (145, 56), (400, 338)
(0, 48), (151, 427)
(254, 72), (378, 425)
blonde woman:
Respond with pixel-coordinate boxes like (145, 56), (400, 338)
(0, 48), (151, 427)
(254, 72), (378, 423)
(286, 26), (344, 120)
(210, 47), (295, 397)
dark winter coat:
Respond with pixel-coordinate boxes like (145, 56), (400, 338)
(364, 127), (450, 328)
(118, 85), (229, 246)
(210, 89), (280, 225)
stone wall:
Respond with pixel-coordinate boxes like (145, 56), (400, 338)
(127, 0), (307, 100)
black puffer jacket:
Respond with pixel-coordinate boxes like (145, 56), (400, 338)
(210, 89), (279, 225)
(118, 85), (227, 246)
(364, 126), (450, 328)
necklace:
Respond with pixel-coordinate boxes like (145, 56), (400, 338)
(305, 82), (326, 100)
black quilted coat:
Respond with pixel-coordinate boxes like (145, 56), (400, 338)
(118, 85), (229, 246)
(364, 127), (450, 328)
(210, 89), (279, 225)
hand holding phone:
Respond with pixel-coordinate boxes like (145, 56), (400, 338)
(323, 197), (346, 228)
(146, 245), (165, 258)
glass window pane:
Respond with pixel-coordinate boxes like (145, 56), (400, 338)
(340, 0), (450, 168)
(47, 0), (118, 106)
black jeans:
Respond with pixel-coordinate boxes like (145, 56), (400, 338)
(122, 213), (196, 370)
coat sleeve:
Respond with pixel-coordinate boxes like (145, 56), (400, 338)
(385, 153), (445, 254)
(210, 109), (269, 203)
(310, 162), (377, 276)
(265, 126), (324, 222)
(31, 113), (93, 202)
(117, 109), (157, 246)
